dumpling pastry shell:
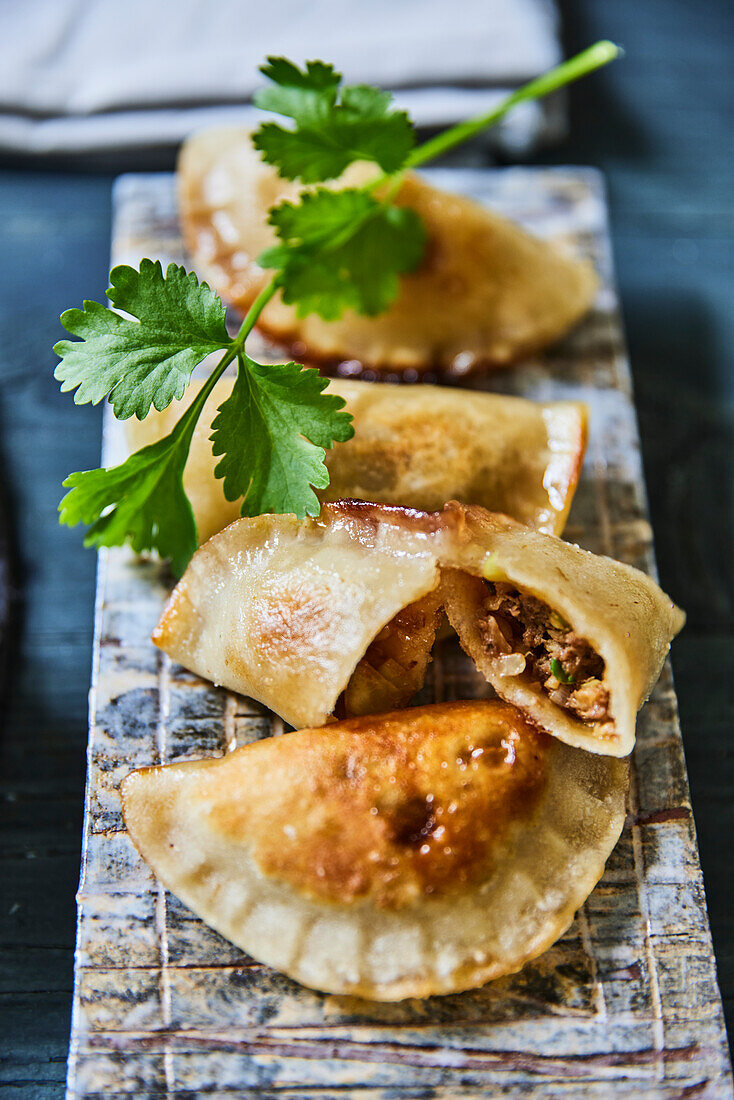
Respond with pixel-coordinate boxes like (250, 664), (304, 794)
(126, 377), (587, 543)
(121, 700), (628, 1000)
(178, 127), (598, 375)
(153, 502), (684, 757)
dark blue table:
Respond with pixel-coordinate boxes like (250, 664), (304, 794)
(1, 1), (732, 1094)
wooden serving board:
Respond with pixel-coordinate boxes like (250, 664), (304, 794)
(66, 169), (733, 1098)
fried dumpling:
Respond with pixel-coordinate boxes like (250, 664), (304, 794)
(121, 700), (628, 1000)
(126, 377), (587, 543)
(178, 127), (597, 376)
(153, 501), (684, 756)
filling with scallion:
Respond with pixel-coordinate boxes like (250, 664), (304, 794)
(477, 582), (614, 734)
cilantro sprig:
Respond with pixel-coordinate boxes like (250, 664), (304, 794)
(58, 277), (353, 573)
(57, 41), (620, 573)
(59, 389), (205, 578)
(253, 41), (618, 324)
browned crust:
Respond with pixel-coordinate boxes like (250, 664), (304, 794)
(324, 498), (520, 540)
(323, 498), (447, 532)
(128, 700), (552, 911)
(241, 312), (591, 380)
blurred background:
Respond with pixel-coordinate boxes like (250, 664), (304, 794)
(0, 1), (732, 1092)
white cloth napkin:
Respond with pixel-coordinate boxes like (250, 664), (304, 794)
(0, 0), (563, 157)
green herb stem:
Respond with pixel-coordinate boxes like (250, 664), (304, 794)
(231, 276), (279, 345)
(406, 40), (621, 170)
(168, 275), (280, 448)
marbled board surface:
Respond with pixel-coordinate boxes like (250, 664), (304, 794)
(65, 168), (733, 1097)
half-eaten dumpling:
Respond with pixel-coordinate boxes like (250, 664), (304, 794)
(178, 127), (597, 376)
(126, 377), (587, 543)
(153, 501), (684, 757)
(121, 700), (628, 1000)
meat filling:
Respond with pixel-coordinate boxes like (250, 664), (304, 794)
(339, 586), (445, 719)
(478, 582), (613, 728)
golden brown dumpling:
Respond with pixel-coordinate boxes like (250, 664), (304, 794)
(153, 501), (684, 757)
(126, 376), (587, 543)
(122, 700), (628, 1000)
(178, 127), (597, 375)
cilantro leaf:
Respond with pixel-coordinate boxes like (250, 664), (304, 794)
(265, 186), (375, 249)
(253, 124), (349, 185)
(255, 57), (340, 123)
(59, 425), (197, 577)
(254, 113), (414, 184)
(253, 57), (415, 182)
(210, 354), (354, 517)
(260, 189), (426, 319)
(54, 260), (230, 420)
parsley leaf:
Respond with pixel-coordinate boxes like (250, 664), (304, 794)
(253, 57), (415, 182)
(54, 260), (230, 420)
(210, 355), (354, 517)
(260, 188), (426, 319)
(550, 658), (575, 685)
(59, 423), (198, 577)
